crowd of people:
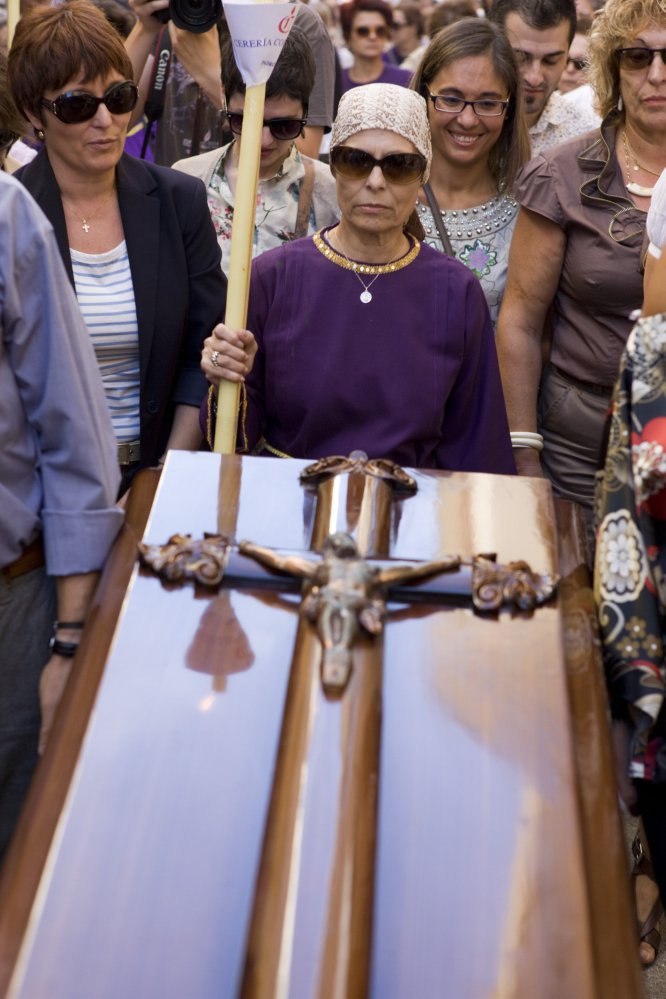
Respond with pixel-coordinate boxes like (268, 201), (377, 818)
(2, 0), (666, 979)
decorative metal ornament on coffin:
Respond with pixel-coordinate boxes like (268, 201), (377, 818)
(138, 532), (232, 585)
(298, 451), (418, 493)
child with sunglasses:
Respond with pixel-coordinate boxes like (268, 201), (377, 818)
(173, 26), (338, 278)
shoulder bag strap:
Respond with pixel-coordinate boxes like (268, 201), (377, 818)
(422, 182), (454, 257)
(294, 158), (316, 239)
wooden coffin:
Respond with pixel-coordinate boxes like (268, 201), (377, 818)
(0, 453), (641, 999)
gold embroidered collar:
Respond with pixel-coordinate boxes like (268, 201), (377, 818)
(313, 227), (421, 276)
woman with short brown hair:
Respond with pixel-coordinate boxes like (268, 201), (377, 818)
(10, 0), (226, 493)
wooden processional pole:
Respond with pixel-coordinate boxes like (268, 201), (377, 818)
(214, 0), (273, 455)
(7, 0), (19, 47)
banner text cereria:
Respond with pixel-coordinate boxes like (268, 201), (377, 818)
(233, 36), (286, 48)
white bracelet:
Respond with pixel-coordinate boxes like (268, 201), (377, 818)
(510, 431), (544, 453)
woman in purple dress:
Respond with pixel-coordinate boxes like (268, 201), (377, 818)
(202, 83), (514, 475)
(339, 0), (413, 93)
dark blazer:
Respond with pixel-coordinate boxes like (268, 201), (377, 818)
(17, 150), (227, 468)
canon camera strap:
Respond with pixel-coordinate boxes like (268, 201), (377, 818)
(140, 26), (173, 158)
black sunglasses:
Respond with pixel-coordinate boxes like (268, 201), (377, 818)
(330, 145), (426, 185)
(354, 24), (389, 39)
(40, 80), (138, 124)
(225, 111), (306, 141)
(616, 47), (666, 70)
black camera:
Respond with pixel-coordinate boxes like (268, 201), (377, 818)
(154, 0), (221, 34)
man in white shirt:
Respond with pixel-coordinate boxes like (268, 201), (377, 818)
(490, 0), (599, 155)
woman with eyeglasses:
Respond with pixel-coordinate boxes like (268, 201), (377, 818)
(410, 19), (531, 329)
(9, 0), (226, 493)
(201, 84), (514, 473)
(339, 0), (413, 94)
(497, 0), (666, 556)
(173, 27), (338, 277)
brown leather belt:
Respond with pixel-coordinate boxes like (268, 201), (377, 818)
(1, 536), (45, 583)
(117, 439), (141, 466)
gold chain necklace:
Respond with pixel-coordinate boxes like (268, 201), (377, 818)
(621, 131), (660, 197)
(313, 228), (420, 304)
(62, 192), (113, 233)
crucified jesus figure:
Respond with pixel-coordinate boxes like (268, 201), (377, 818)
(239, 532), (460, 692)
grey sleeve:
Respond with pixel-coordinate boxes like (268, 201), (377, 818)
(295, 2), (335, 130)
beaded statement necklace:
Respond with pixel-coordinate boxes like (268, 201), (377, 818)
(417, 192), (518, 242)
(313, 227), (421, 305)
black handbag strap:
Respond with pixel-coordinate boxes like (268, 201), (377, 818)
(422, 182), (454, 257)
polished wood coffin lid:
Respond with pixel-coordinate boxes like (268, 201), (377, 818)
(0, 453), (640, 999)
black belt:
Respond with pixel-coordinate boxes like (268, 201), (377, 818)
(550, 365), (614, 398)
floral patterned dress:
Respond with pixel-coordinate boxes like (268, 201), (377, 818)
(595, 312), (666, 783)
(205, 143), (338, 277)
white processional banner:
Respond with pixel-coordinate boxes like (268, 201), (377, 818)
(222, 1), (298, 87)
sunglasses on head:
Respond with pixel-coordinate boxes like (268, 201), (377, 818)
(225, 111), (306, 141)
(330, 145), (426, 185)
(40, 80), (138, 124)
(354, 24), (389, 39)
(616, 47), (666, 70)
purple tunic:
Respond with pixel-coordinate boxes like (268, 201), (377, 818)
(341, 64), (413, 93)
(242, 235), (515, 475)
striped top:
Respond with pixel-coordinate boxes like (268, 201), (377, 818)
(71, 241), (140, 443)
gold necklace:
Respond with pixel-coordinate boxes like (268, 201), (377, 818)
(621, 131), (660, 197)
(313, 227), (420, 304)
(62, 193), (113, 233)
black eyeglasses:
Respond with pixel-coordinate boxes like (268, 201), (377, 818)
(566, 56), (588, 71)
(330, 145), (426, 185)
(426, 90), (509, 117)
(616, 47), (666, 70)
(40, 80), (138, 124)
(225, 111), (306, 141)
(353, 24), (389, 39)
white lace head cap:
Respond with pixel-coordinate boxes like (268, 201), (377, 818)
(331, 83), (431, 182)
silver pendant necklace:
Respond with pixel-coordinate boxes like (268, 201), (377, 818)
(333, 232), (383, 304)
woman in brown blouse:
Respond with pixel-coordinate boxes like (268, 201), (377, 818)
(496, 0), (666, 542)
